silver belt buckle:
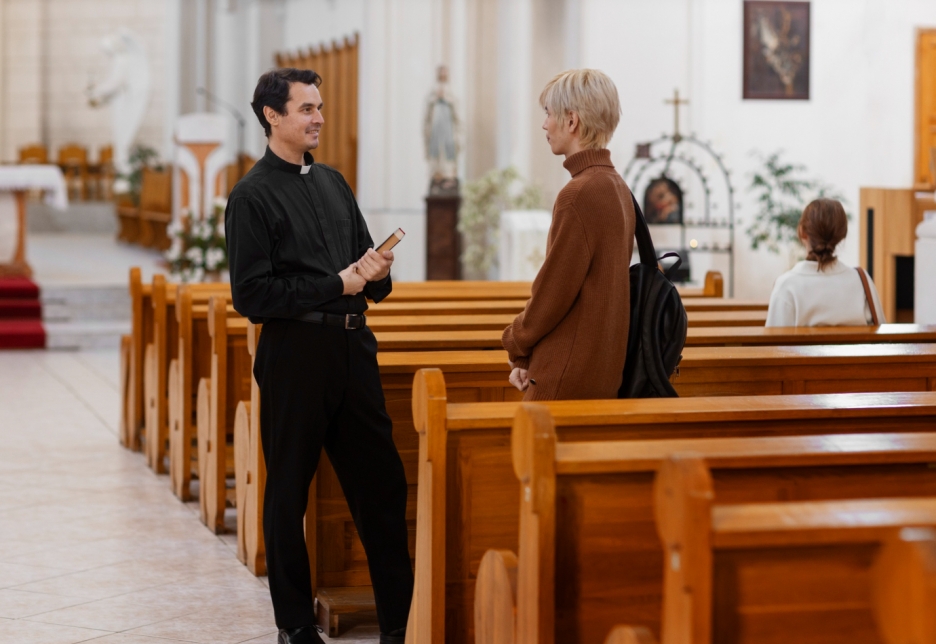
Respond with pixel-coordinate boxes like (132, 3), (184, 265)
(345, 314), (352, 329)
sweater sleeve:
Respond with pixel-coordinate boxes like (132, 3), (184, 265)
(226, 196), (344, 320)
(502, 203), (592, 363)
(765, 279), (795, 327)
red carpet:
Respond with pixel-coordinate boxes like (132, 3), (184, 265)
(0, 277), (45, 349)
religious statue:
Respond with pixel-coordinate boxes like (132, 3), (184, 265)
(424, 65), (460, 195)
(87, 29), (151, 194)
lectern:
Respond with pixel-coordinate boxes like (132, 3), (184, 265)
(860, 187), (936, 322)
(0, 166), (67, 277)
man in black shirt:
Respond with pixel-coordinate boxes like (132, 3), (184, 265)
(226, 68), (412, 644)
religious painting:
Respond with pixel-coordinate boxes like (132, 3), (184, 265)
(743, 1), (810, 100)
(643, 176), (683, 225)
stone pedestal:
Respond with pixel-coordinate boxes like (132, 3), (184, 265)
(425, 194), (462, 280)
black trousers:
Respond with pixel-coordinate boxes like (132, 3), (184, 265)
(254, 318), (413, 632)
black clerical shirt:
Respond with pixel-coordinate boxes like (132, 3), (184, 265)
(225, 147), (391, 324)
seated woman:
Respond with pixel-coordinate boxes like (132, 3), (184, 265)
(502, 68), (635, 400)
(765, 198), (885, 327)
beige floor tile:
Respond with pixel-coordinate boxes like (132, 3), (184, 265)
(125, 610), (278, 644)
(0, 617), (111, 643)
(82, 635), (194, 644)
(0, 562), (72, 589)
(0, 589), (89, 619)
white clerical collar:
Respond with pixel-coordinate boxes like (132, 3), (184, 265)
(301, 165), (312, 175)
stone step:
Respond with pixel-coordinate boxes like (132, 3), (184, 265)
(41, 284), (129, 322)
(44, 321), (129, 351)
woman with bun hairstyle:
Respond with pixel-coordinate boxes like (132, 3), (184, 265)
(765, 198), (885, 327)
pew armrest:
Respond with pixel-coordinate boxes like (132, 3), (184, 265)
(604, 626), (658, 644)
(475, 549), (518, 644)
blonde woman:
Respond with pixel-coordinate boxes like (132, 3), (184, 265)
(502, 69), (635, 401)
(766, 198), (885, 327)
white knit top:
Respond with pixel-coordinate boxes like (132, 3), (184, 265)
(765, 259), (886, 327)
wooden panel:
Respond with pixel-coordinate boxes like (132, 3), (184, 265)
(277, 35), (359, 194)
(915, 29), (936, 188)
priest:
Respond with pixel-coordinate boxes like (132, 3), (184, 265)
(225, 68), (413, 644)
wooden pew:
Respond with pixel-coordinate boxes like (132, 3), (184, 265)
(143, 280), (230, 473)
(126, 267), (152, 450)
(472, 408), (936, 644)
(872, 528), (936, 644)
(686, 324), (936, 346)
(198, 299), (251, 532)
(374, 324), (936, 352)
(651, 455), (936, 644)
(167, 284), (232, 500)
(407, 369), (936, 644)
(366, 310), (766, 334)
(233, 322), (265, 573)
(231, 325), (523, 635)
(368, 298), (767, 317)
(672, 343), (936, 396)
(376, 271), (722, 303)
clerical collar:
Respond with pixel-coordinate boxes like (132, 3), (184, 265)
(263, 146), (315, 174)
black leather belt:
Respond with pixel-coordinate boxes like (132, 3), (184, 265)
(298, 311), (366, 330)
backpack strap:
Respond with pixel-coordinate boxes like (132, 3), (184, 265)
(855, 267), (880, 326)
(630, 192), (658, 268)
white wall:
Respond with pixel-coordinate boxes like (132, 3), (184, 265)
(0, 0), (166, 163)
(582, 0), (936, 298)
(281, 0), (434, 282)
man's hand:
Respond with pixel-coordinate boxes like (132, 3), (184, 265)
(509, 367), (530, 392)
(356, 248), (393, 282)
(339, 263), (367, 295)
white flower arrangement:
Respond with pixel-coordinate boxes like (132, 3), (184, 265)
(164, 201), (228, 282)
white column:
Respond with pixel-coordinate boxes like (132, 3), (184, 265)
(163, 0), (182, 161)
(496, 0), (533, 178)
(915, 216), (936, 324)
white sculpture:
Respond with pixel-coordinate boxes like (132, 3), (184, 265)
(424, 65), (460, 193)
(87, 29), (151, 193)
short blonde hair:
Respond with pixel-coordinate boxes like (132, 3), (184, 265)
(539, 69), (621, 149)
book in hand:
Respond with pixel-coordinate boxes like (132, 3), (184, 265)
(376, 228), (405, 253)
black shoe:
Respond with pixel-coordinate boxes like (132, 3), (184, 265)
(278, 626), (325, 644)
(379, 628), (406, 644)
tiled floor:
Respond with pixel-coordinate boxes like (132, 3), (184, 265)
(0, 350), (380, 644)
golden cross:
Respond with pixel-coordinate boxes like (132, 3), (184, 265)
(664, 89), (689, 141)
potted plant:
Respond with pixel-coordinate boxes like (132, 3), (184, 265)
(746, 151), (848, 266)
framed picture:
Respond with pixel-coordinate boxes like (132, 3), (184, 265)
(743, 1), (810, 100)
(643, 176), (683, 225)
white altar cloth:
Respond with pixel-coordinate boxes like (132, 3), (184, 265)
(0, 165), (67, 267)
(498, 209), (551, 281)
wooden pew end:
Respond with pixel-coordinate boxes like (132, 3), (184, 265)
(604, 625), (658, 644)
(653, 454), (714, 644)
(314, 587), (376, 638)
(873, 527), (936, 644)
(196, 377), (212, 528)
(234, 400), (251, 565)
(474, 549), (519, 644)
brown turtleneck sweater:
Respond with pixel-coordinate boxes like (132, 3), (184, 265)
(502, 148), (635, 401)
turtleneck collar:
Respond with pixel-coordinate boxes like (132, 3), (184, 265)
(264, 146), (315, 174)
(562, 148), (614, 177)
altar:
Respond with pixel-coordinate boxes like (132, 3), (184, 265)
(0, 165), (68, 277)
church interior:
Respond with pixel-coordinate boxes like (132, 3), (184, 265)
(1, 0), (936, 642)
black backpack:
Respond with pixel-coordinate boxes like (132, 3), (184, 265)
(618, 194), (688, 398)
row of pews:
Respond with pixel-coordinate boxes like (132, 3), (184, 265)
(118, 267), (936, 643)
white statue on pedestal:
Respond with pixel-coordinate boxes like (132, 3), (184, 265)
(424, 65), (460, 195)
(87, 29), (151, 193)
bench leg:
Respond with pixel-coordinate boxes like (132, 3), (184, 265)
(234, 401), (251, 564)
(197, 378), (212, 527)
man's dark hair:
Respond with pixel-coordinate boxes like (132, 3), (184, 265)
(250, 68), (323, 138)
